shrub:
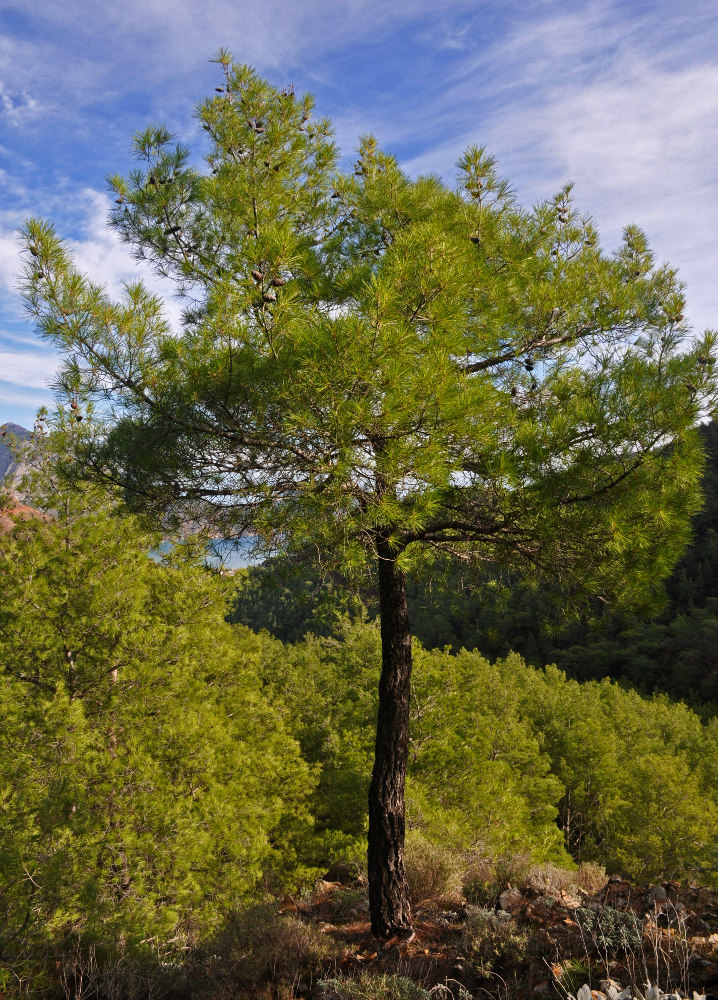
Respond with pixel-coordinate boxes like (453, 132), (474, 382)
(462, 852), (534, 905)
(196, 903), (339, 997)
(575, 906), (644, 953)
(404, 835), (465, 906)
(523, 861), (577, 896)
(576, 861), (608, 894)
(460, 908), (533, 979)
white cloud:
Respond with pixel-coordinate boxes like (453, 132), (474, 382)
(66, 188), (182, 328)
(0, 228), (20, 296)
(0, 0), (481, 122)
(2, 0), (718, 393)
(0, 83), (45, 127)
(0, 381), (54, 420)
(0, 348), (60, 389)
(0, 185), (184, 335)
(397, 2), (718, 334)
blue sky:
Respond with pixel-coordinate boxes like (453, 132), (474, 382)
(1, 0), (717, 428)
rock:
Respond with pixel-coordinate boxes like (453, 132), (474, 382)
(499, 887), (524, 912)
(649, 886), (668, 904)
(600, 979), (621, 999)
(687, 913), (711, 937)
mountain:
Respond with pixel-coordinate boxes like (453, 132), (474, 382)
(0, 424), (32, 484)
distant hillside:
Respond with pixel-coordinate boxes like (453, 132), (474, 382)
(0, 424), (31, 484)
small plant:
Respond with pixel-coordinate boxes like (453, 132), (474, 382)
(197, 903), (339, 997)
(632, 901), (694, 997)
(462, 854), (499, 905)
(552, 957), (591, 997)
(428, 985), (473, 1000)
(575, 905), (643, 954)
(524, 863), (577, 896)
(461, 908), (532, 979)
(575, 862), (608, 895)
(318, 973), (430, 1000)
(404, 836), (465, 906)
(330, 886), (368, 921)
(462, 851), (533, 905)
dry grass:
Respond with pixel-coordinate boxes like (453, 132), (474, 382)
(575, 861), (609, 894)
(404, 836), (465, 907)
(193, 902), (340, 998)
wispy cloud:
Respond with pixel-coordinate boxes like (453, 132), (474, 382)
(398, 1), (718, 332)
(1, 183), (183, 334)
(64, 188), (182, 327)
(1, 0), (717, 425)
(0, 83), (45, 128)
(0, 348), (60, 389)
(0, 380), (54, 415)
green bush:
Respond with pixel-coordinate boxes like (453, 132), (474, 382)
(257, 620), (718, 889)
(0, 452), (314, 959)
(575, 906), (644, 953)
(461, 907), (535, 979)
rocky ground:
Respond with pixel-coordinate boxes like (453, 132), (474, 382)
(273, 869), (718, 1000)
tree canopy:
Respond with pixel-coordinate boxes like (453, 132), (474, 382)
(0, 423), (313, 957)
(19, 55), (717, 938)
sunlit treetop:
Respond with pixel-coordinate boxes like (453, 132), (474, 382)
(20, 54), (717, 605)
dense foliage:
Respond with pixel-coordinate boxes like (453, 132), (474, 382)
(1, 437), (717, 992)
(0, 433), (313, 970)
(254, 621), (718, 884)
(230, 419), (718, 712)
(19, 55), (717, 937)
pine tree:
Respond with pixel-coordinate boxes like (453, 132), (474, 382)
(20, 56), (716, 938)
(0, 419), (312, 953)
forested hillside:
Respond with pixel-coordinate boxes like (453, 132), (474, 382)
(2, 426), (718, 999)
(230, 420), (718, 712)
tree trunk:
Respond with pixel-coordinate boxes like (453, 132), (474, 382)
(368, 535), (413, 939)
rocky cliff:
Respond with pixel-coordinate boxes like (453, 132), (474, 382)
(0, 423), (31, 484)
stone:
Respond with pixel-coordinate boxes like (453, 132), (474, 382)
(600, 979), (621, 999)
(649, 886), (668, 904)
(498, 887), (524, 912)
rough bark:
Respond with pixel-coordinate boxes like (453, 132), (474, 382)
(367, 535), (414, 939)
